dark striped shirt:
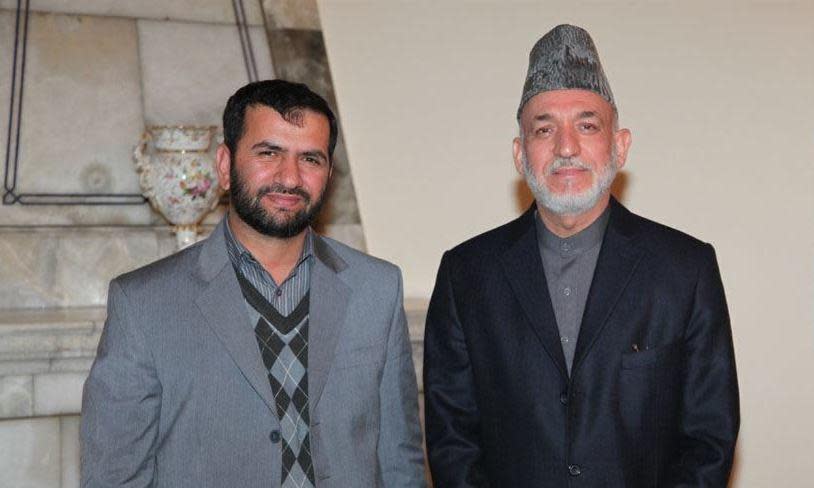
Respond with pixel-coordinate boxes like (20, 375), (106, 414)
(224, 218), (313, 317)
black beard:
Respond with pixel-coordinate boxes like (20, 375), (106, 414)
(229, 164), (326, 238)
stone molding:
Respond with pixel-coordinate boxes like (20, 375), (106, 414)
(0, 308), (103, 419)
(0, 307), (104, 376)
(0, 300), (428, 419)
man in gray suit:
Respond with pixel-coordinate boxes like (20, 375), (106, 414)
(81, 80), (426, 487)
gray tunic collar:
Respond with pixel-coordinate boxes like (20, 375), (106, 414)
(535, 204), (611, 255)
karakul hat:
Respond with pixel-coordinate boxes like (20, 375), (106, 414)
(518, 24), (615, 119)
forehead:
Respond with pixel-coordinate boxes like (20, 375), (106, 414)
(520, 89), (614, 123)
(240, 105), (330, 142)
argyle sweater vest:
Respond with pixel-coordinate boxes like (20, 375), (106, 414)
(235, 272), (315, 488)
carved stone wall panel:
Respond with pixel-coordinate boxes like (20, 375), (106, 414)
(0, 375), (32, 417)
(0, 0), (264, 25)
(0, 417), (61, 487)
(138, 19), (274, 127)
(61, 416), (81, 488)
(0, 227), (181, 309)
(0, 10), (155, 225)
(16, 14), (143, 194)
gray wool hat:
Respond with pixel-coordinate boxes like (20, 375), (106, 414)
(518, 24), (615, 119)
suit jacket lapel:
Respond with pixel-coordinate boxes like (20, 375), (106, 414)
(572, 199), (645, 374)
(500, 208), (569, 380)
(194, 221), (277, 412)
(308, 235), (351, 408)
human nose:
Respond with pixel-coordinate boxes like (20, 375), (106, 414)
(555, 126), (580, 158)
(275, 154), (302, 188)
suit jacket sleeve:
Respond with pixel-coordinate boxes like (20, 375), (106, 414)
(668, 244), (740, 487)
(423, 253), (490, 488)
(80, 279), (161, 487)
(377, 268), (428, 487)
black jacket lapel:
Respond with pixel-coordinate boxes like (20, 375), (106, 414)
(500, 208), (569, 380)
(572, 199), (645, 374)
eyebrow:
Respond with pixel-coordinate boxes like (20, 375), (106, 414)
(251, 141), (284, 152)
(533, 111), (602, 122)
(251, 141), (328, 162)
(577, 110), (600, 119)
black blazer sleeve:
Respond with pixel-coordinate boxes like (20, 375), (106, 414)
(667, 244), (740, 487)
(423, 252), (491, 488)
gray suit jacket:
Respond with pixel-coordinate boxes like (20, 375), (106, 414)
(80, 220), (426, 487)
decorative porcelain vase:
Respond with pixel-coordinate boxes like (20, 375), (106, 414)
(134, 126), (222, 249)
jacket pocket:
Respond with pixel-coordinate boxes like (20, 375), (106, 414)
(621, 340), (684, 369)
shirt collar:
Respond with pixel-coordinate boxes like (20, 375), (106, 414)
(535, 204), (610, 255)
(223, 215), (314, 271)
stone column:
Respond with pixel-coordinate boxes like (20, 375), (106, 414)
(260, 0), (366, 250)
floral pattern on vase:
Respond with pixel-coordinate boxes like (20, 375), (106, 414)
(134, 126), (223, 249)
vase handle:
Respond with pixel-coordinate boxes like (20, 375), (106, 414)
(133, 131), (154, 199)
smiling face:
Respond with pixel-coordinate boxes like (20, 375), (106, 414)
(513, 89), (631, 217)
(216, 105), (332, 238)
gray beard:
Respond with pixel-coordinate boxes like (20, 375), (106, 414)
(522, 148), (617, 216)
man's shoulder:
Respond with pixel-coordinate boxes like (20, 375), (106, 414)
(445, 211), (532, 260)
(112, 238), (207, 296)
(317, 234), (400, 277)
(316, 235), (404, 305)
(623, 207), (712, 258)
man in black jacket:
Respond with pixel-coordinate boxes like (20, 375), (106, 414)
(423, 24), (739, 487)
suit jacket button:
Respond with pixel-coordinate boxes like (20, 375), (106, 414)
(568, 464), (582, 476)
(269, 430), (281, 443)
(559, 391), (568, 405)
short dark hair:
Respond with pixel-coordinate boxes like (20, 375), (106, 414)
(222, 79), (338, 162)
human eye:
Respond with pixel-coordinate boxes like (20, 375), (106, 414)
(534, 126), (554, 137)
(301, 154), (325, 166)
(578, 122), (599, 133)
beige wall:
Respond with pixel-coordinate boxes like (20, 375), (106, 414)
(319, 0), (814, 485)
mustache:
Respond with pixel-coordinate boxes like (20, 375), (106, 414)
(547, 157), (591, 175)
(256, 183), (311, 202)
